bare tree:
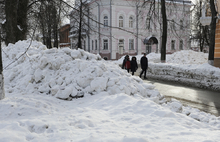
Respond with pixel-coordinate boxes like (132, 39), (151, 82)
(3, 0), (29, 45)
(69, 0), (92, 49)
(33, 0), (70, 48)
(191, 0), (210, 52)
(160, 0), (167, 62)
(135, 0), (190, 62)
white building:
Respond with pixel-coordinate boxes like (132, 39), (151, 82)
(70, 0), (191, 60)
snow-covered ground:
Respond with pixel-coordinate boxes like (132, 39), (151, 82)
(1, 40), (220, 142)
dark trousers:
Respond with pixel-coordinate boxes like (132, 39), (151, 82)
(140, 69), (147, 78)
(132, 71), (135, 75)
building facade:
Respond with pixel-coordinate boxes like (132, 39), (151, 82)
(214, 0), (220, 67)
(70, 0), (191, 60)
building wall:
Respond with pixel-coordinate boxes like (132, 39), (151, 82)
(214, 0), (220, 67)
(70, 0), (191, 60)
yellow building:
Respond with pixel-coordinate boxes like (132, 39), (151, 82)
(214, 0), (220, 67)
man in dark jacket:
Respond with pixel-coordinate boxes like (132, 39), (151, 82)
(130, 56), (138, 75)
(139, 53), (148, 79)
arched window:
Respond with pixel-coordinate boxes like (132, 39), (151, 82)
(104, 16), (108, 27)
(119, 16), (124, 27)
(129, 16), (134, 28)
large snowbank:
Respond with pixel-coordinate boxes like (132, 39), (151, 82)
(148, 63), (220, 90)
(1, 40), (220, 142)
(3, 40), (160, 101)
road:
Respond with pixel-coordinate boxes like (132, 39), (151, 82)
(142, 78), (220, 116)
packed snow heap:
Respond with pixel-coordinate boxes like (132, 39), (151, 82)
(3, 39), (161, 101)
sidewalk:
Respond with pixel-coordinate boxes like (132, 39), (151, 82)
(133, 67), (220, 116)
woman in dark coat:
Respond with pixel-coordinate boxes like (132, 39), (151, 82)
(130, 56), (138, 75)
(122, 55), (129, 69)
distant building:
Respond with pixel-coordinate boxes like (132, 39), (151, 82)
(70, 0), (191, 60)
(59, 24), (70, 48)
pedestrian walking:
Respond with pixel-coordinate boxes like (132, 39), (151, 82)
(124, 56), (131, 73)
(122, 55), (131, 72)
(130, 56), (138, 75)
(139, 53), (148, 79)
(122, 55), (129, 69)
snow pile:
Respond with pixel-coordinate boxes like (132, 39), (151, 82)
(1, 40), (220, 142)
(166, 50), (208, 64)
(163, 98), (220, 127)
(3, 39), (162, 101)
(148, 62), (220, 90)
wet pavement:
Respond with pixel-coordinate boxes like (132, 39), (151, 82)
(131, 68), (220, 116)
(143, 78), (220, 116)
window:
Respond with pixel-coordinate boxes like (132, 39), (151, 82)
(119, 39), (124, 48)
(179, 40), (183, 50)
(92, 40), (94, 50)
(129, 16), (134, 28)
(95, 40), (97, 50)
(119, 39), (124, 54)
(119, 16), (123, 27)
(84, 40), (86, 50)
(129, 39), (134, 50)
(104, 16), (108, 27)
(172, 20), (175, 30)
(146, 17), (150, 29)
(103, 39), (108, 50)
(171, 40), (175, 50)
(180, 20), (183, 30)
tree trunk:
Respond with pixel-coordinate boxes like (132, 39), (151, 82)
(16, 0), (28, 41)
(47, 4), (52, 49)
(0, 34), (5, 100)
(208, 0), (217, 65)
(52, 6), (59, 48)
(77, 0), (83, 49)
(160, 0), (167, 63)
(5, 0), (18, 45)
